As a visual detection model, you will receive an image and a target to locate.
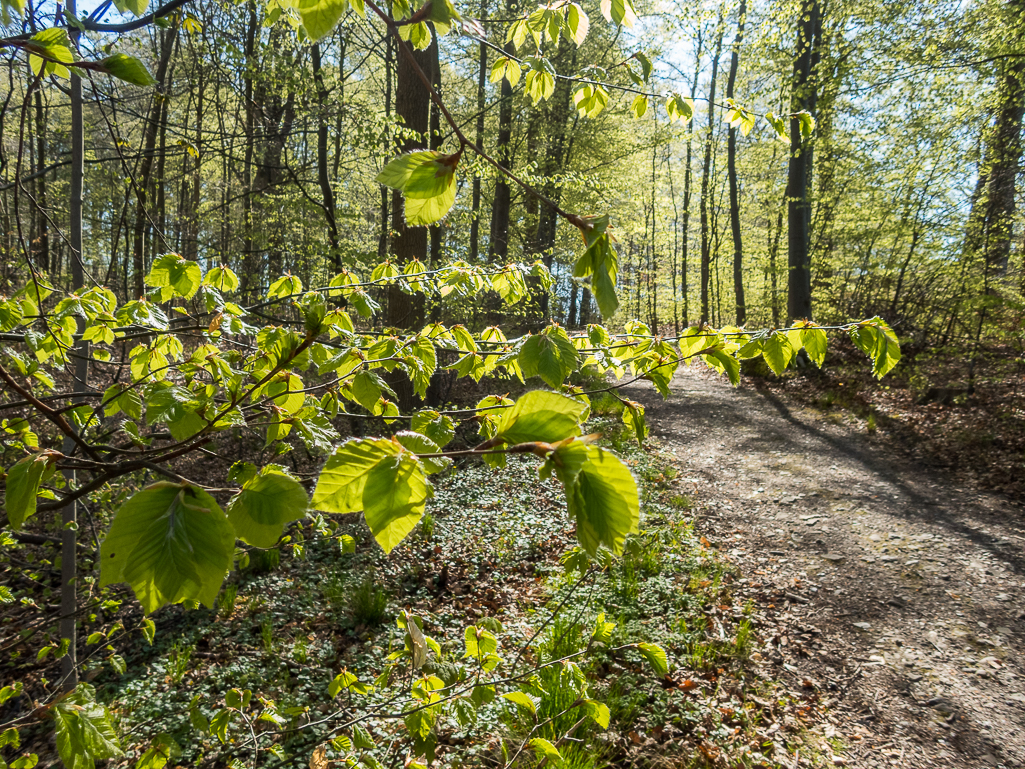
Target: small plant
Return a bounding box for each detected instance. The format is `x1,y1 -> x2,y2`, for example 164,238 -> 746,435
867,412 -> 877,433
291,636 -> 308,664
419,510 -> 435,540
218,584 -> 238,619
734,618 -> 754,658
590,392 -> 625,417
322,573 -> 348,613
348,574 -> 389,627
260,618 -> 275,653
167,640 -> 194,684
668,493 -> 693,511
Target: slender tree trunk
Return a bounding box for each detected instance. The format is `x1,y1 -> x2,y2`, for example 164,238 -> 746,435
726,0 -> 746,324
700,20 -> 724,324
786,0 -> 821,321
469,0 -> 487,262
33,89 -> 48,272
130,25 -> 177,297
680,31 -> 703,327
313,43 -> 341,267
428,37 -> 444,267
184,53 -> 204,262
379,34 -> 393,259
62,0 -> 88,692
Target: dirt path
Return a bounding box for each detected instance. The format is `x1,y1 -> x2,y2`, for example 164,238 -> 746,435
622,367 -> 1025,769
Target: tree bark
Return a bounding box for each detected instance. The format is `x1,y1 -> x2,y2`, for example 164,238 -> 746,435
700,20 -> 724,324
130,25 -> 177,297
726,0 -> 746,325
786,0 -> 821,322
313,42 -> 341,268
469,0 -> 488,262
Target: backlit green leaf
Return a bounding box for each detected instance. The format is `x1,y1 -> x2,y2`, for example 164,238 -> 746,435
99,482 -> 235,613
226,470 -> 308,548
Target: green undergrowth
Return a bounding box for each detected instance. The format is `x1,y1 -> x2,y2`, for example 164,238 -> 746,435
57,421 -> 797,769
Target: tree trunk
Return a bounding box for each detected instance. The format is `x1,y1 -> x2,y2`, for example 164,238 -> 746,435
313,42 -> 341,268
700,20 -> 724,324
62,0 -> 88,692
487,0 -> 516,262
786,0 -> 821,322
130,25 -> 177,297
726,0 -> 746,325
469,0 -> 487,262
963,47 -> 1025,279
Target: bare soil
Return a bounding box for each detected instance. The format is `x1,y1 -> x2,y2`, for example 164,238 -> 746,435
622,366 -> 1025,769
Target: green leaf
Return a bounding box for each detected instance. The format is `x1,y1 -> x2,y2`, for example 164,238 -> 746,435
851,319 -> 901,378
393,431 -> 452,475
801,325 -> 828,367
52,683 -> 123,769
546,440 -> 639,555
583,699 -> 610,729
267,274 -> 302,300
363,453 -> 429,553
565,2 -> 588,45
145,254 -> 201,299
599,0 -> 636,26
410,410 -> 455,448
630,94 -> 648,119
5,452 -> 52,529
298,0 -> 348,40
761,331 -> 795,376
312,438 -> 399,514
226,470 -> 308,548
702,349 -> 741,385
518,327 -> 579,389
622,401 -> 647,445
377,151 -> 458,227
637,642 -> 669,676
500,691 -> 537,716
99,482 -> 235,613
101,53 -> 155,86
202,265 -> 239,293
493,390 -> 585,445
529,738 -> 561,760
351,370 -> 384,412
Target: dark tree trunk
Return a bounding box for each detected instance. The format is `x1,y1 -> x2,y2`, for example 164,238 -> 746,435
726,0 -> 746,325
469,0 -> 487,262
700,21 -> 724,324
487,0 -> 516,262
313,42 -> 341,268
131,25 -> 177,297
786,0 -> 821,322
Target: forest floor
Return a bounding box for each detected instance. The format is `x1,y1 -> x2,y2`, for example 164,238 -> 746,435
622,365 -> 1025,769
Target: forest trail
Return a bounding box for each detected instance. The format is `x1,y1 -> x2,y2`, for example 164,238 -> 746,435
622,367 -> 1025,769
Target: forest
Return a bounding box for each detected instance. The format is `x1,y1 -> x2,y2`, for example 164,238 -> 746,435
0,0 -> 1023,764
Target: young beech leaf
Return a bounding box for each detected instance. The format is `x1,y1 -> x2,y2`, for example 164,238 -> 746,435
544,440 -> 639,555
622,401 -> 647,445
298,0 -> 350,40
226,469 -> 309,549
761,331 -> 795,375
363,453 -> 430,553
530,738 -> 562,761
376,151 -> 459,226
583,699 -> 611,729
312,438 -> 399,514
518,326 -> 579,388
53,684 -> 123,769
5,452 -> 54,529
501,691 -> 537,716
637,642 -> 669,676
102,53 -> 156,86
100,483 -> 235,614
800,324 -> 828,367
492,390 -> 585,445
851,319 -> 901,378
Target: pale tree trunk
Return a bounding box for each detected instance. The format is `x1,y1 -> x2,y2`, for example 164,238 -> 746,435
313,42 -> 341,267
62,0 -> 88,693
